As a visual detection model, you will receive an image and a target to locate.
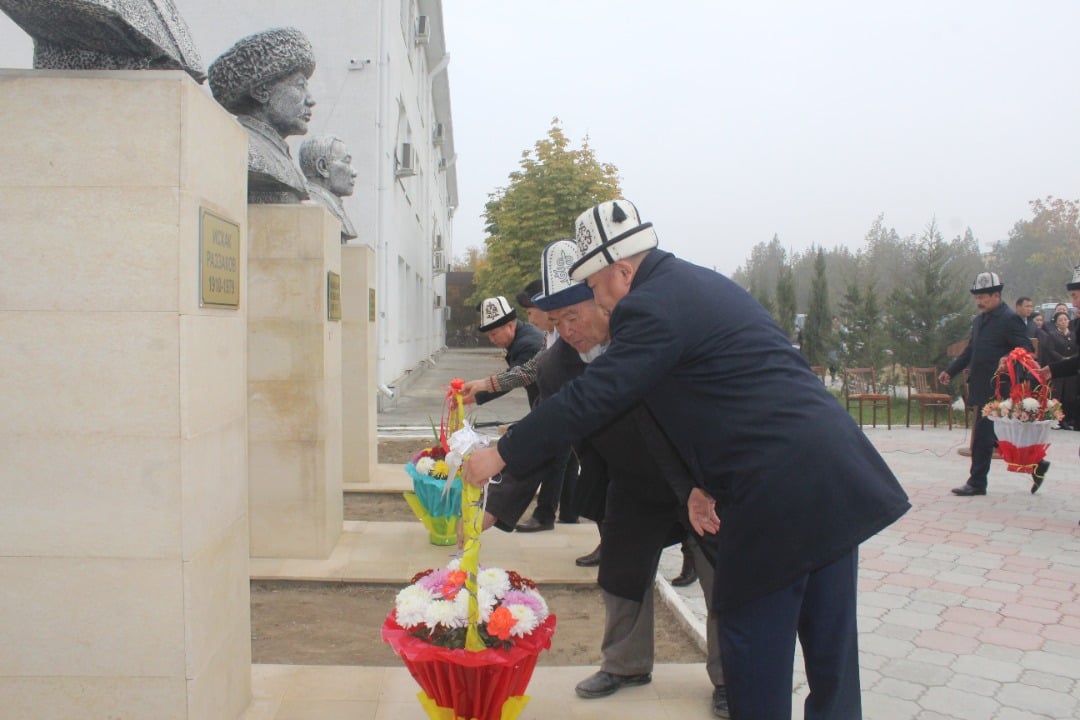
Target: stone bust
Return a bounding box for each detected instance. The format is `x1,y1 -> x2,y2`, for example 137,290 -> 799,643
0,0 -> 205,81
208,28 -> 316,204
300,135 -> 358,242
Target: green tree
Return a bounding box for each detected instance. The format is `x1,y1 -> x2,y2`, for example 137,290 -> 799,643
839,278 -> 885,371
992,196 -> 1080,304
887,220 -> 972,370
801,248 -> 831,365
469,119 -> 621,307
748,275 -> 775,319
775,247 -> 797,340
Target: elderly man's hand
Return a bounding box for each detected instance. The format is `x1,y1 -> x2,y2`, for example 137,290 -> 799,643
1035,365 -> 1052,383
460,379 -> 488,405
688,487 -> 721,536
938,370 -> 951,386
463,447 -> 506,487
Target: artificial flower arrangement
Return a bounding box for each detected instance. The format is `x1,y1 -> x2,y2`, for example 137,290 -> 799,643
982,348 -> 1061,472
391,560 -> 552,649
384,379 -> 556,720
403,411 -> 464,546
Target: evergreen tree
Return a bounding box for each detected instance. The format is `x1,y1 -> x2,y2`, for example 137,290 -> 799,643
801,248 -> 831,365
888,220 -> 972,370
469,118 -> 621,307
775,250 -> 797,341
748,275 -> 775,319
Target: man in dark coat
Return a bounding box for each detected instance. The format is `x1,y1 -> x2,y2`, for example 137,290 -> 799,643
480,239 -> 729,716
464,199 -> 910,719
471,296 -> 544,407
940,273 -> 1038,496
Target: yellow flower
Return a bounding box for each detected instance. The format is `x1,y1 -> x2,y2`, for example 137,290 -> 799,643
431,460 -> 449,479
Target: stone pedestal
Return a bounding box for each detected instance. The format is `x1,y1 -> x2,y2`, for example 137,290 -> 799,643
342,245 -> 378,484
0,70 -> 251,719
247,205 -> 343,558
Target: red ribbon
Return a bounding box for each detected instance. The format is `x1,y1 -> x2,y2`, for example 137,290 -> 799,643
439,378 -> 466,453
996,347 -> 1049,407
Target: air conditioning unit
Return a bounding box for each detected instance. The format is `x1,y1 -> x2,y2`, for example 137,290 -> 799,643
415,15 -> 430,44
395,142 -> 417,178
432,123 -> 444,145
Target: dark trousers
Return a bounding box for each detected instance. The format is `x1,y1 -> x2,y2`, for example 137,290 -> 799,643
718,548 -> 861,720
969,408 -> 996,490
532,447 -> 575,524
558,451 -> 579,522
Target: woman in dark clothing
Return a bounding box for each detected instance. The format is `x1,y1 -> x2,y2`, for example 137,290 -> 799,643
1041,311 -> 1079,428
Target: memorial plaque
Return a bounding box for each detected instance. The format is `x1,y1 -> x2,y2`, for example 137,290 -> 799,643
327,271 -> 342,321
369,288 -> 376,322
199,208 -> 241,308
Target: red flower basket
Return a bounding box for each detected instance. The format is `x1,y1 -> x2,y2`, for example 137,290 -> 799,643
382,613 -> 556,720
988,417 -> 1053,472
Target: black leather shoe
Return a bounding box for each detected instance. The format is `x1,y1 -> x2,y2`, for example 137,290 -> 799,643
574,670 -> 651,698
670,552 -> 697,586
515,517 -> 554,532
1032,460 -> 1050,494
712,685 -> 731,718
951,484 -> 987,496
575,544 -> 601,567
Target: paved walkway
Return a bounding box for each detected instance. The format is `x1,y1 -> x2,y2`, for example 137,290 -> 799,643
246,349 -> 1080,719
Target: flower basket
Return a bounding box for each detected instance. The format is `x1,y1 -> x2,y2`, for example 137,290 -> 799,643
982,348 -> 1062,473
988,417 -> 1054,472
382,613 -> 556,720
385,382 -> 556,718
404,460 -> 463,546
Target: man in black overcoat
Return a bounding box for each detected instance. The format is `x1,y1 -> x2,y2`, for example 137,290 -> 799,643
464,199 -> 910,719
471,296 -> 544,407
480,239 -> 729,716
940,273 -> 1039,496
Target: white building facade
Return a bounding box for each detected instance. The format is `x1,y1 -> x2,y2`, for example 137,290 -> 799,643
0,0 -> 456,395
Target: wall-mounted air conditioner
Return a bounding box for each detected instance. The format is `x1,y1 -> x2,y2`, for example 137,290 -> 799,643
395,142 -> 417,178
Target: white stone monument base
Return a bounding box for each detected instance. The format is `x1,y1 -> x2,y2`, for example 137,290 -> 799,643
343,244 -> 378,484
247,205 -> 343,558
0,70 -> 251,719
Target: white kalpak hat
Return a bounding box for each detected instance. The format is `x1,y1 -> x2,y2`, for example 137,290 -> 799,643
969,271 -> 1003,295
477,296 -> 515,332
1067,265 -> 1080,291
569,199 -> 659,282
532,239 -> 594,312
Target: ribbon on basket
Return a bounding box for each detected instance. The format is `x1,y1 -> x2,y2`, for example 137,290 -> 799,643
441,378 -> 492,652
986,348 -> 1059,473
996,347 -> 1049,406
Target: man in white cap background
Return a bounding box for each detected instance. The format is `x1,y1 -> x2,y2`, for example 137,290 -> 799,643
464,198 -> 910,719
471,296 -> 544,407
478,239 -> 729,717
940,272 -> 1041,496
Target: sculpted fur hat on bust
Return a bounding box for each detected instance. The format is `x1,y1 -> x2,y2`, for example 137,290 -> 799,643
208,28 -> 316,111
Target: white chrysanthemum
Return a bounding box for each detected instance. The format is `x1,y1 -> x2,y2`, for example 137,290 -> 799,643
447,558 -> 461,571
999,399 -> 1013,411
507,606 -> 538,636
477,588 -> 500,621
415,457 -> 435,475
424,596 -> 468,629
395,585 -> 434,628
1021,397 -> 1040,412
478,567 -> 510,598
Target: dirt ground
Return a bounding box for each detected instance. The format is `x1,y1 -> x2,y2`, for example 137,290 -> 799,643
253,438 -> 706,667
251,582 -> 705,667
